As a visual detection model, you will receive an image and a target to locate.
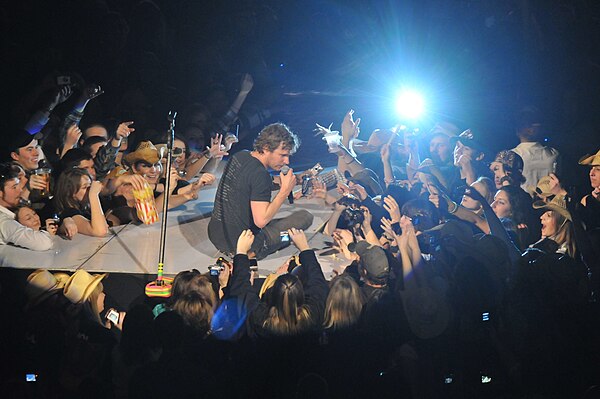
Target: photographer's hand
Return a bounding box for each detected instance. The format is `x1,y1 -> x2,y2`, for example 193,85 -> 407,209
289,228 -> 309,251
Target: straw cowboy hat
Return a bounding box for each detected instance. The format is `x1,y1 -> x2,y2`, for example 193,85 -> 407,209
124,140 -> 159,165
535,175 -> 554,199
63,270 -> 107,304
578,149 -> 600,166
533,195 -> 572,221
25,269 -> 63,308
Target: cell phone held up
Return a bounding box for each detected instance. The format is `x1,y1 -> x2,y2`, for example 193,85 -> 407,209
280,231 -> 290,243
106,308 -> 119,324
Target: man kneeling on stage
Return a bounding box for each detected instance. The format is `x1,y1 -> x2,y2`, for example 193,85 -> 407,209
208,123 -> 313,260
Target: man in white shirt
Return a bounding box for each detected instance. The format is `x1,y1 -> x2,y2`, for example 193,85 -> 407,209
0,164 -> 53,251
511,107 -> 560,195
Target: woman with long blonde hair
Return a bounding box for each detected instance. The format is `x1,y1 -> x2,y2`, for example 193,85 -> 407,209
323,275 -> 365,331
227,228 -> 329,338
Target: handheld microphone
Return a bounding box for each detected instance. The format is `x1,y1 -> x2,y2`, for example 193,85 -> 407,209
280,166 -> 294,204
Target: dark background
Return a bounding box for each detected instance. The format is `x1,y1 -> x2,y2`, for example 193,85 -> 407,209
1,0 -> 600,187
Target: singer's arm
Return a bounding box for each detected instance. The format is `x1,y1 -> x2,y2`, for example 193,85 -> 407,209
251,170 -> 296,228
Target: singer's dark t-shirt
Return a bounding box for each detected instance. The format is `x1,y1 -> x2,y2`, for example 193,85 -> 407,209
208,151 -> 273,253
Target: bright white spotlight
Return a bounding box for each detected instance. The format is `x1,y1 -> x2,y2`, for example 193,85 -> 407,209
395,90 -> 425,119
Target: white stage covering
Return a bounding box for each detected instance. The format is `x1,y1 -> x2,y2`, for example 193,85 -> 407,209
0,176 -> 348,278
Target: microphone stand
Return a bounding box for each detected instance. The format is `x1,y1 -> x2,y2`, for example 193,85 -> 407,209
145,111 -> 177,297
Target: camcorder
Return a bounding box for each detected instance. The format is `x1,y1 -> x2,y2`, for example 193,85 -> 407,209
209,257 -> 228,276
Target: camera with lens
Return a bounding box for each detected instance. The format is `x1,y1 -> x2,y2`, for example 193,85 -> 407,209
209,257 -> 228,276
337,194 -> 365,228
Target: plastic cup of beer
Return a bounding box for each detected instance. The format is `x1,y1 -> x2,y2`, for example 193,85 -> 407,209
32,168 -> 52,198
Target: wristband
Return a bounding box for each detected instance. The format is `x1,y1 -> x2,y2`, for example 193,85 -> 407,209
448,201 -> 459,214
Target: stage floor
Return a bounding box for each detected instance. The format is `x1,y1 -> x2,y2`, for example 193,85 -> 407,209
0,170 -> 349,279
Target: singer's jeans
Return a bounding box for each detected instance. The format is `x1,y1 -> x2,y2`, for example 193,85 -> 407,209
249,209 -> 313,260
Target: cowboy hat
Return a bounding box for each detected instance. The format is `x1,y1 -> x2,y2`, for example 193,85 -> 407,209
63,270 -> 107,304
124,140 -> 159,166
533,195 -> 571,221
535,175 -> 554,199
25,269 -> 61,308
578,149 -> 600,166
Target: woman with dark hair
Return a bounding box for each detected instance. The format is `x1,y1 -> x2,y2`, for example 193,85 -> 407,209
54,168 -> 108,237
490,150 -> 526,189
431,184 -> 536,250
227,228 -> 328,338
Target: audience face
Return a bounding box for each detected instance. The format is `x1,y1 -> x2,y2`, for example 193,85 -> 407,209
84,126 -> 109,140
263,142 -> 291,171
0,178 -> 23,208
491,190 -> 512,219
134,161 -> 162,184
589,166 -> 600,189
11,139 -> 40,171
16,206 -> 41,230
78,159 -> 97,180
461,180 -> 486,211
173,138 -> 187,169
12,164 -> 28,191
89,141 -> 107,158
74,175 -> 92,203
540,210 -> 558,238
453,141 -> 478,167
490,162 -> 507,189
96,290 -> 106,314
429,134 -> 452,165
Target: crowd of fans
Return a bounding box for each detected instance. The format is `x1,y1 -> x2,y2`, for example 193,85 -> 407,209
1,78 -> 600,398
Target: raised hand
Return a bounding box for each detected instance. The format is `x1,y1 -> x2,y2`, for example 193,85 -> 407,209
288,228 -> 309,251
218,260 -> 233,289
341,109 -> 360,141
236,229 -> 255,255
50,85 -> 73,108
168,167 -> 180,191
360,205 -> 372,230
380,217 -> 397,240
89,180 -> 103,197
239,73 -> 254,94
115,121 -> 135,140
309,178 -> 327,200
207,133 -> 229,159
383,195 -> 401,223
348,181 -> 367,201
333,228 -> 358,261
82,84 -> 104,101
44,219 -> 59,235
457,153 -> 472,169
64,123 -> 82,148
